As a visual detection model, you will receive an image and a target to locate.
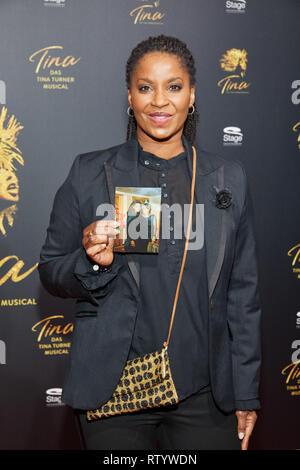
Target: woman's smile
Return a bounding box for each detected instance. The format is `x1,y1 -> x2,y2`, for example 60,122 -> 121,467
147,113 -> 173,125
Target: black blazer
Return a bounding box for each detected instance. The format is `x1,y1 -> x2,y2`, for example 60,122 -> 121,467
38,134 -> 262,412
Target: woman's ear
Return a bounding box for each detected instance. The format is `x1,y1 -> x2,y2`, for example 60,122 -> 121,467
127,88 -> 132,109
189,85 -> 195,108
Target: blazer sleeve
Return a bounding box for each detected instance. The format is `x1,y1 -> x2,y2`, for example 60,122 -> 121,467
38,153 -> 123,306
226,161 -> 262,411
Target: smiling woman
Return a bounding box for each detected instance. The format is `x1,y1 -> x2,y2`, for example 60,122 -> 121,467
39,34 -> 262,451
127,52 -> 195,148
126,38 -> 199,155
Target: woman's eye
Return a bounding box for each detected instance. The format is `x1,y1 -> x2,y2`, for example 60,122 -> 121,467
139,85 -> 151,92
169,84 -> 182,91
138,84 -> 182,92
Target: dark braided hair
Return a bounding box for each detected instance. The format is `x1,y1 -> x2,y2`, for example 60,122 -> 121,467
126,34 -> 199,145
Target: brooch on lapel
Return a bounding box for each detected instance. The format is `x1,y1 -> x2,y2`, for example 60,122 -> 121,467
211,185 -> 233,209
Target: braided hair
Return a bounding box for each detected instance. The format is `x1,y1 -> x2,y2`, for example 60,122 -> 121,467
126,34 -> 199,145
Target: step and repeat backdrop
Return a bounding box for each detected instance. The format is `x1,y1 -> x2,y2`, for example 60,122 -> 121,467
0,0 -> 299,450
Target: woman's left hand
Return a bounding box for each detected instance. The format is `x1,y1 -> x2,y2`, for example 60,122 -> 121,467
235,410 -> 258,450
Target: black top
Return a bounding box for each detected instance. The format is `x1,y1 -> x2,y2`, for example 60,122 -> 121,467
127,137 -> 211,402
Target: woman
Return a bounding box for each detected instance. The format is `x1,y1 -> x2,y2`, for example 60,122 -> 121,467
133,201 -> 158,252
124,200 -> 141,251
38,35 -> 261,450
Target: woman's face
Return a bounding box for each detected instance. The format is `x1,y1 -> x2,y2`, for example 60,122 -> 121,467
134,202 -> 141,213
141,204 -> 150,216
127,52 -> 195,142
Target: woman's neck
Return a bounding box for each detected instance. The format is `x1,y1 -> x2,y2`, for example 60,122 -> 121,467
137,130 -> 185,160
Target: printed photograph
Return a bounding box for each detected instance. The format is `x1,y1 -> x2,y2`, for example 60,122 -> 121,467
114,187 -> 161,253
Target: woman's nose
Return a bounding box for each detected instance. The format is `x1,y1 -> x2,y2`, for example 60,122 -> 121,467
151,89 -> 168,107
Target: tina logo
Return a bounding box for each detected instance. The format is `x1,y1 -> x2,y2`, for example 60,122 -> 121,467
292,122 -> 300,149
287,243 -> 300,279
217,49 -> 251,94
129,0 -> 165,25
281,341 -> 300,396
0,106 -> 24,236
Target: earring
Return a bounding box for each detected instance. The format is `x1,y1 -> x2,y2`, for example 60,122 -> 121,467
127,106 -> 135,117
188,104 -> 195,115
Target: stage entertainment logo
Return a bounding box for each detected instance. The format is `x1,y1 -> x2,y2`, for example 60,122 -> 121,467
225,0 -> 246,14
217,49 -> 251,94
28,45 -> 81,90
44,0 -> 65,7
287,243 -> 300,278
129,0 -> 165,24
223,126 -> 243,146
45,388 -> 65,406
31,315 -> 73,357
292,122 -> 300,150
281,340 -> 300,397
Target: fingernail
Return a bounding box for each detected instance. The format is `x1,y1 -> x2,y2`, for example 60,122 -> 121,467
238,432 -> 244,440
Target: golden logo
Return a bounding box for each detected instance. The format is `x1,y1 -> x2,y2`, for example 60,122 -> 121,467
0,255 -> 38,286
281,361 -> 300,396
292,121 -> 300,149
0,106 -> 24,236
32,314 -> 73,356
287,243 -> 300,278
130,0 -> 165,24
217,48 -> 251,94
28,46 -> 81,90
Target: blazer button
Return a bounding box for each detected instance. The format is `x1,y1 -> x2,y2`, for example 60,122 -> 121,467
210,298 -> 214,309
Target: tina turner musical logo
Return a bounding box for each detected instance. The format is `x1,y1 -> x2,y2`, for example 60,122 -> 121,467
287,243 -> 300,278
28,45 -> 81,91
281,341 -> 300,397
129,0 -> 165,25
217,48 -> 251,94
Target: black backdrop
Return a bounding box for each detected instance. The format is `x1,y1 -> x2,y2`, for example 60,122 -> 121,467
0,0 -> 299,450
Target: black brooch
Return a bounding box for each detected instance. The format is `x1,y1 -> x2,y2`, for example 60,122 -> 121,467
211,186 -> 233,209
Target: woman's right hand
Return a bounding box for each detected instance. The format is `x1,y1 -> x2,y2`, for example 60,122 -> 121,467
82,220 -> 120,266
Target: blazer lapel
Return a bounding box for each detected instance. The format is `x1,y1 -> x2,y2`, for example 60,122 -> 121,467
103,138 -> 141,289
184,135 -> 227,300
103,135 -> 227,300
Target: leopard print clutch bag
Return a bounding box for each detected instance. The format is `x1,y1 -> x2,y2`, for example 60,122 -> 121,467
86,346 -> 179,420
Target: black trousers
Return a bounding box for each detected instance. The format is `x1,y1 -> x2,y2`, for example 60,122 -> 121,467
75,390 -> 241,450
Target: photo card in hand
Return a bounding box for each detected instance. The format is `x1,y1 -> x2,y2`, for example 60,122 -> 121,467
114,187 -> 161,253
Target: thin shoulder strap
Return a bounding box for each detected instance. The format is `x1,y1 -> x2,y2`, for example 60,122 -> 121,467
163,145 -> 197,349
